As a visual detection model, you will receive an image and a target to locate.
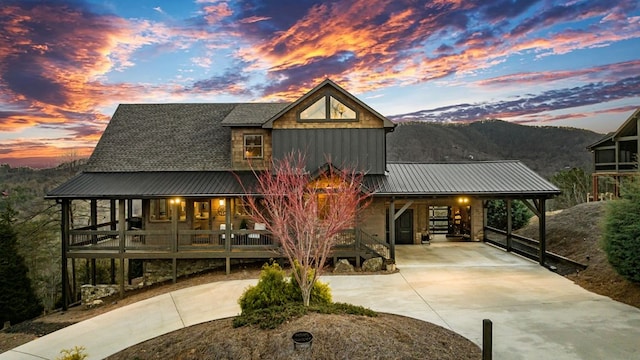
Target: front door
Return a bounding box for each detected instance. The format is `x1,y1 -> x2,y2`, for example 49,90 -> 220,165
395,209 -> 414,244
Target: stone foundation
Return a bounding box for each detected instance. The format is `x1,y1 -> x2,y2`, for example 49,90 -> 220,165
81,284 -> 119,308
143,259 -> 227,285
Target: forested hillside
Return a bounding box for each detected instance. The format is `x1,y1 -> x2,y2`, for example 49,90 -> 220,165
0,161 -> 85,312
387,120 -> 604,177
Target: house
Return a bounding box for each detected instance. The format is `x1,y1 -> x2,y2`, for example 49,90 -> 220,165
47,79 -> 560,308
587,107 -> 640,199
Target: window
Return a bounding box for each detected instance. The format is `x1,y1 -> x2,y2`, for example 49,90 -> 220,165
244,135 -> 263,159
150,199 -> 186,221
299,95 -> 356,121
329,96 -> 356,119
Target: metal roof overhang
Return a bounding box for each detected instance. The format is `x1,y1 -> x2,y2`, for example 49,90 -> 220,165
46,161 -> 561,200
364,162 -> 561,199
45,171 -> 260,199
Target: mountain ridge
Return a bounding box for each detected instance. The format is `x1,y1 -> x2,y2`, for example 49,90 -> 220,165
386,119 -> 604,177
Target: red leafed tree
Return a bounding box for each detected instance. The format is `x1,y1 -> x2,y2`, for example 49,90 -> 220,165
243,152 -> 370,306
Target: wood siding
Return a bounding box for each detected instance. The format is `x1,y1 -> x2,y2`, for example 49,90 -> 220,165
231,128 -> 273,170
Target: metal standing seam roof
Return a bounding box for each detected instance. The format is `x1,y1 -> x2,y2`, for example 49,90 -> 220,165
47,161 -> 559,199
45,171 -> 260,199
368,161 -> 560,197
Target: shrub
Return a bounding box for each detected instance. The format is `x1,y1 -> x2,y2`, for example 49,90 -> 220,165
233,302 -> 377,329
486,199 -> 532,230
238,263 -> 291,312
56,346 -> 88,360
238,262 -> 333,312
602,180 -> 640,283
235,262 -> 364,329
288,262 -> 332,306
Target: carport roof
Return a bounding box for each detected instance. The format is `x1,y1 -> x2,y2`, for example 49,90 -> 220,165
46,161 -> 559,199
367,161 -> 560,197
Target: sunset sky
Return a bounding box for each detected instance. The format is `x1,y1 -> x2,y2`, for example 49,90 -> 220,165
1,0 -> 639,168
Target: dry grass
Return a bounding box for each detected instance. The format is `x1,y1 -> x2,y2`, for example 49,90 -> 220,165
105,313 -> 480,360
516,201 -> 640,308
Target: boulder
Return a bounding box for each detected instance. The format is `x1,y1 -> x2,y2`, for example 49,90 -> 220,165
333,259 -> 355,273
362,257 -> 384,272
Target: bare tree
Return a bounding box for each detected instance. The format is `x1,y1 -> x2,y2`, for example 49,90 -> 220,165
242,152 -> 370,306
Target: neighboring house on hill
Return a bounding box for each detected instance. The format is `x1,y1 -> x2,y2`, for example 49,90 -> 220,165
47,79 -> 560,308
587,107 -> 639,199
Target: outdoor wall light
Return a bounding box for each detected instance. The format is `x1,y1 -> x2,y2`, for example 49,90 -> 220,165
219,199 -> 225,207
169,198 -> 181,205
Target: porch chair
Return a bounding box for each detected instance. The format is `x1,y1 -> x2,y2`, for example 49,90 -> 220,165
248,222 -> 266,244
220,223 -> 234,242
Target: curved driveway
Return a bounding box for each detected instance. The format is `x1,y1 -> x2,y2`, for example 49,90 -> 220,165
2,242 -> 640,359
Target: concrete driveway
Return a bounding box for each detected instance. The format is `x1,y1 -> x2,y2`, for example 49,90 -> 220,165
2,242 -> 640,359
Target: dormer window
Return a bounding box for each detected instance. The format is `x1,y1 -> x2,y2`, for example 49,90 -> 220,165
244,134 -> 263,159
299,95 -> 357,121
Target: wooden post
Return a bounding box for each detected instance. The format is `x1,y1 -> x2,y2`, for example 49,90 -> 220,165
60,199 -> 70,310
110,199 -> 116,230
171,199 -> 179,283
355,229 -> 361,268
538,198 -> 546,266
90,199 -> 97,285
118,199 -> 126,298
225,197 -> 231,275
483,319 -> 493,360
389,198 -> 395,260
506,199 -> 512,252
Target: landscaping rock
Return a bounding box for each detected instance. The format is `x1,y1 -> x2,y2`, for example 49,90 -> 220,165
362,257 -> 383,272
333,259 -> 354,273
81,284 -> 118,308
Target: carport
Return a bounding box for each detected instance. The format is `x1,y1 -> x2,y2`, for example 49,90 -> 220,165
364,161 -> 560,266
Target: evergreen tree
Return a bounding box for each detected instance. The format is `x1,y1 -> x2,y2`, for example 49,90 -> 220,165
486,199 -> 532,231
0,198 -> 43,326
602,179 -> 640,283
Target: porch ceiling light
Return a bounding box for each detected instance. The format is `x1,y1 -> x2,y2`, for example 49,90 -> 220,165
169,198 -> 181,204
457,196 -> 470,204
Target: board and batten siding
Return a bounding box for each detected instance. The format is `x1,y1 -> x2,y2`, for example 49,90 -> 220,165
272,128 -> 386,174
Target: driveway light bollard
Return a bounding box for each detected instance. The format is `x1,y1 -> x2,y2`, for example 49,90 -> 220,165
483,319 -> 492,360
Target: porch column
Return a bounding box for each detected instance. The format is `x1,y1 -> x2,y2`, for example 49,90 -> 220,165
118,199 -> 126,298
60,199 -> 70,310
90,199 -> 97,285
110,199 -> 117,284
225,197 -> 231,275
506,199 -> 513,252
110,200 -> 116,230
170,199 -> 179,283
538,198 -> 547,266
389,197 -> 395,260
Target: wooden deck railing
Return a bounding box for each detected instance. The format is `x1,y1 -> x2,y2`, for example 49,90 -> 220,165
67,222 -> 389,260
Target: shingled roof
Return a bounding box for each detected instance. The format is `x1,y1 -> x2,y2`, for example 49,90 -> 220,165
220,103 -> 290,126
86,103 -> 237,172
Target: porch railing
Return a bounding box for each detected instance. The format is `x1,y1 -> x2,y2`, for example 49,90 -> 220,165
358,229 -> 390,259
68,223 -> 277,253
334,229 -> 391,260
68,222 -> 390,260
